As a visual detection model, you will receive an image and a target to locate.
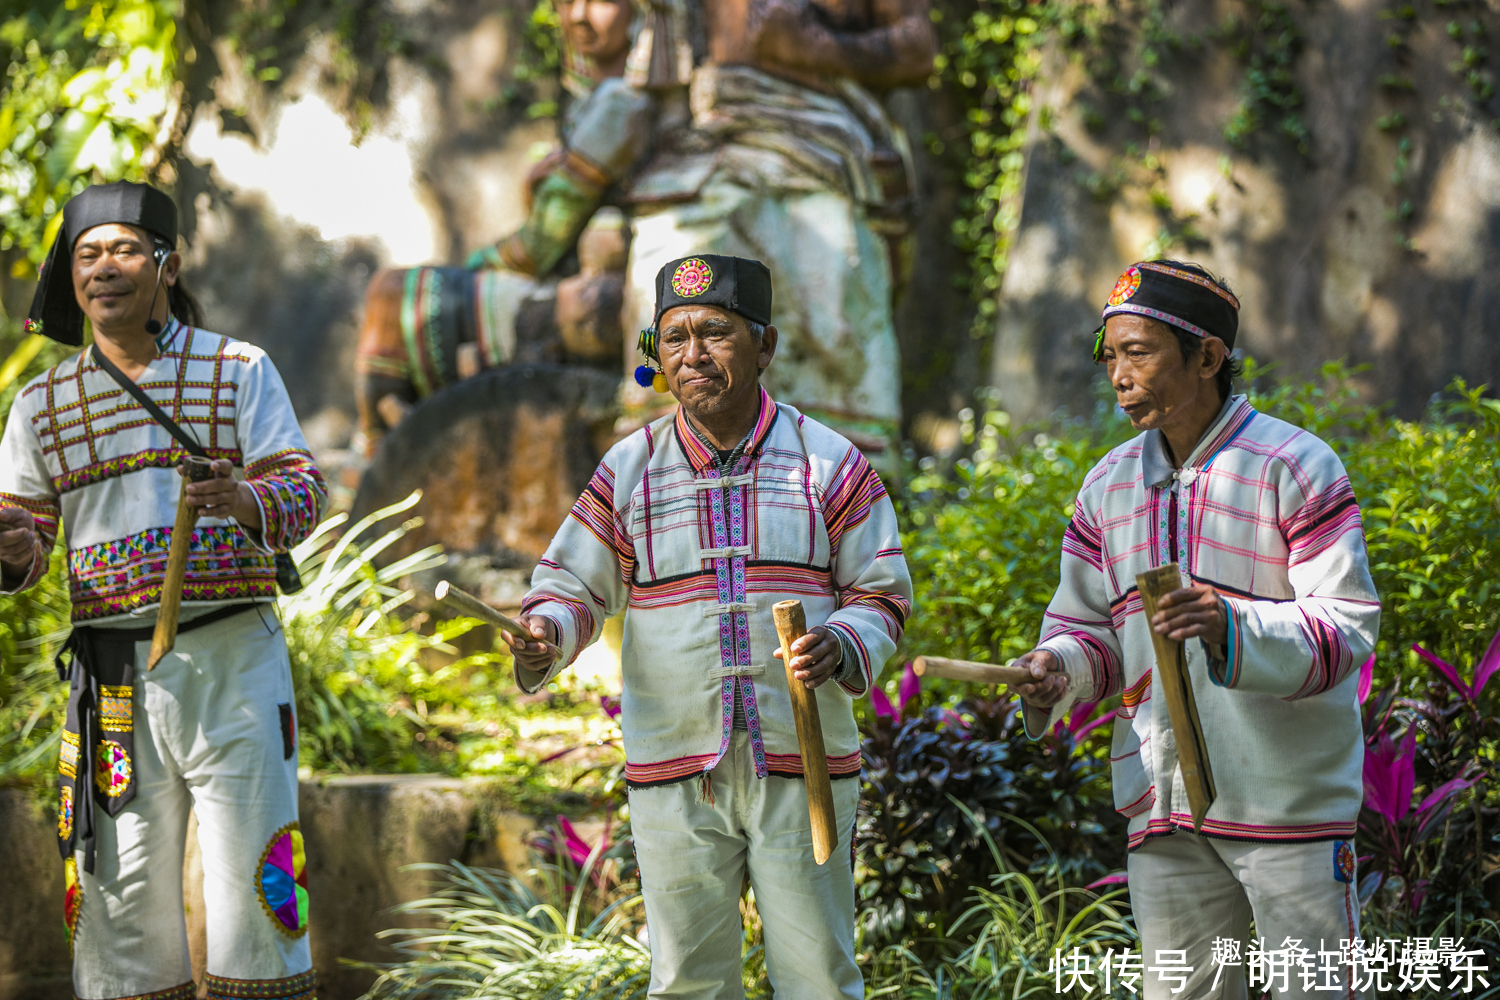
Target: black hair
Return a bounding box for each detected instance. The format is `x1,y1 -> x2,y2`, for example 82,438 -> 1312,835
152,236 -> 205,329
167,278 -> 205,329
1165,324 -> 1243,402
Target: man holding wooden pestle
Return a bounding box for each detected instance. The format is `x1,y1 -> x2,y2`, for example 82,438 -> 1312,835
509,254 -> 912,998
0,183 -> 324,1000
1011,261 -> 1380,1000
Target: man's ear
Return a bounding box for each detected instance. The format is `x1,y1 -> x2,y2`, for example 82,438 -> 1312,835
162,251 -> 182,288
1201,336 -> 1227,379
758,324 -> 778,371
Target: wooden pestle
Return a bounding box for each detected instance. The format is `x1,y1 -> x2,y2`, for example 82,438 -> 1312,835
149,456 -> 216,669
773,600 -> 838,865
434,580 -> 560,660
912,655 -> 1042,687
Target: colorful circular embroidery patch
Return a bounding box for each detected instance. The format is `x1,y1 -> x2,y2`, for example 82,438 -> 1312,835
1333,840 -> 1356,883
1107,265 -> 1142,306
58,785 -> 74,841
671,258 -> 714,298
63,856 -> 81,950
94,741 -> 131,797
257,821 -> 310,937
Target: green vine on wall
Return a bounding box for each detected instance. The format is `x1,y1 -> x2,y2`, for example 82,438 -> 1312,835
929,0 -> 1050,318
1217,0 -> 1310,154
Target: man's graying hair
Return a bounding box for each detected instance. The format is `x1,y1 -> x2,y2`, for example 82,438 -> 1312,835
1155,260 -> 1244,402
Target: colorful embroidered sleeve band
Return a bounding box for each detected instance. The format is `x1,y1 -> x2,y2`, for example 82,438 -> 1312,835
1029,395 -> 1380,850
523,390 -> 913,788
0,320 -> 326,623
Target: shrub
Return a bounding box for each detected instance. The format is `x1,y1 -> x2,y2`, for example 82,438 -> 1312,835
856,673 -> 1126,953
1358,638 -> 1499,945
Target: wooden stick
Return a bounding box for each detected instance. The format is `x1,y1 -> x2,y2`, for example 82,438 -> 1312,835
913,655 -> 1040,686
773,600 -> 838,866
434,580 -> 559,658
1136,563 -> 1217,832
149,457 -> 216,670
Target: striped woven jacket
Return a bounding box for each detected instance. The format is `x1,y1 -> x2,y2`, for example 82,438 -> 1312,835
522,388 -> 913,788
0,319 -> 325,623
1031,395 -> 1380,849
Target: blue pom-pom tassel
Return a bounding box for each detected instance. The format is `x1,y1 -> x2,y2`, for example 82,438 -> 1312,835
634,365 -> 656,388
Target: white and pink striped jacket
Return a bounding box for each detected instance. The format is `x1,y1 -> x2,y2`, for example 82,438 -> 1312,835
522,388 -> 912,789
1032,395 -> 1380,849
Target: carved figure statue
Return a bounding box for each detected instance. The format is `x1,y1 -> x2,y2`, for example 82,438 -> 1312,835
353,0 -> 654,456
618,0 -> 936,469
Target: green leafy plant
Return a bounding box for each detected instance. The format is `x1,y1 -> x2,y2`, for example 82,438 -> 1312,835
0,0 -> 180,270
360,860 -> 651,1000
857,675 -> 1125,953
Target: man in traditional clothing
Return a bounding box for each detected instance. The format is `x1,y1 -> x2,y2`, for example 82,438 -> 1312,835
1013,260 -> 1381,1000
507,254 -> 912,998
0,182 -> 324,1000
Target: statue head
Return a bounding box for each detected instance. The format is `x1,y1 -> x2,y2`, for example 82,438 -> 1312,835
561,0 -> 635,83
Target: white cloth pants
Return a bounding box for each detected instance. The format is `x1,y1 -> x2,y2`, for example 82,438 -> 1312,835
70,608 -> 314,1000
629,732 -> 862,1000
1127,832 -> 1361,1000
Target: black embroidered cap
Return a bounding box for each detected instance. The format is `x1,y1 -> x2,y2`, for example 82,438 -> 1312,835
25,181 -> 179,346
1093,260 -> 1240,361
652,255 -> 772,336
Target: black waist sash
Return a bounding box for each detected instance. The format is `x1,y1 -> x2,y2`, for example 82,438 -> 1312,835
56,603 -> 260,871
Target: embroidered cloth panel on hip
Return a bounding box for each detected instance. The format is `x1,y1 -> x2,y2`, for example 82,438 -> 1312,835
1031,395 -> 1381,849
0,319 -> 326,623
523,388 -> 912,788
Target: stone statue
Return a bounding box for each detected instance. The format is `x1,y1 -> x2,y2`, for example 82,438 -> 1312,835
617,0 -> 936,470
353,0 -> 652,456
352,0 -> 934,472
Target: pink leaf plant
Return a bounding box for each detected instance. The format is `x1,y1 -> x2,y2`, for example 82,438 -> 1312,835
1362,727 -> 1417,825
1053,699 -> 1119,742
872,661 -> 921,722
1411,627 -> 1500,704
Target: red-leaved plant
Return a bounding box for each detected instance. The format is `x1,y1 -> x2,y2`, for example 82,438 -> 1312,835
1358,632 -> 1499,938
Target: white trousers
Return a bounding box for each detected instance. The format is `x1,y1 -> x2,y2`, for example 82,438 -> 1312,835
1127,832 -> 1361,1000
70,608 -> 314,1000
629,732 -> 863,1000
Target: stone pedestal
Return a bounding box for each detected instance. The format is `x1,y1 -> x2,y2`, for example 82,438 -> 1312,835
0,778 -> 537,1000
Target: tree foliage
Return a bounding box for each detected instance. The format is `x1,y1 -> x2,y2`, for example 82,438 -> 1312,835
0,0 -> 180,271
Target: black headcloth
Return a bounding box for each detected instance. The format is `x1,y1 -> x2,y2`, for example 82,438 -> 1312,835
1093,260 -> 1240,361
25,181 -> 178,346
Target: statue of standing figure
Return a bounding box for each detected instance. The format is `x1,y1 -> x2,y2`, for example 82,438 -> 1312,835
352,0 -> 934,472
619,0 -> 935,470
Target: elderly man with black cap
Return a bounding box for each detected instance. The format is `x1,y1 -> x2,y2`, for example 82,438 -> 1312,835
0,182 -> 323,999
508,254 -> 912,997
1012,260 -> 1381,999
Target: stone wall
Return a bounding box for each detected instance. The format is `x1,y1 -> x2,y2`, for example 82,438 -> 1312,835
0,779 -> 538,1000
991,0 -> 1500,422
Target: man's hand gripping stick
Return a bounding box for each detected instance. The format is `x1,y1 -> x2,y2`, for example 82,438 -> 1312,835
149,456 -> 215,670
